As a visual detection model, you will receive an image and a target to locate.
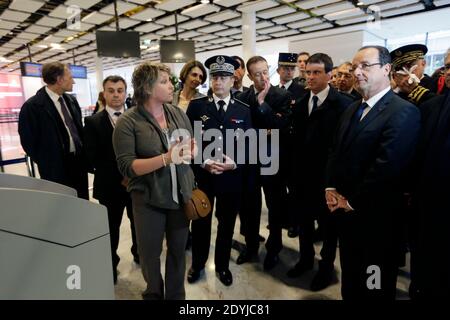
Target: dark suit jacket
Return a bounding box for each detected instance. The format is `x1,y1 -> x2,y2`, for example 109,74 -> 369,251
186,96 -> 252,194
293,86 -> 352,206
413,92 -> 450,295
236,85 -> 292,129
18,86 -> 85,185
326,90 -> 420,239
286,81 -> 307,101
83,109 -> 128,201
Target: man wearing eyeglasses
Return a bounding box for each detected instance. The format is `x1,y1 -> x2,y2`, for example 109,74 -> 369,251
336,62 -> 362,101
325,46 -> 421,300
411,48 -> 450,299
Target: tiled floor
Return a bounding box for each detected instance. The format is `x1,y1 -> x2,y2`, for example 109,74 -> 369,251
1,122 -> 411,300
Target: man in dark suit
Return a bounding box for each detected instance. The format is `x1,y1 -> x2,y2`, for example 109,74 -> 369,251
276,52 -> 308,238
412,54 -> 450,299
336,62 -> 362,101
83,75 -> 139,284
230,55 -> 249,97
186,55 -> 252,286
325,46 -> 420,300
235,56 -> 292,270
19,62 -> 88,199
289,53 -> 353,291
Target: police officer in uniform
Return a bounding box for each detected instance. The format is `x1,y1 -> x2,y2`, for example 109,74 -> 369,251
186,55 -> 252,286
390,44 -> 435,106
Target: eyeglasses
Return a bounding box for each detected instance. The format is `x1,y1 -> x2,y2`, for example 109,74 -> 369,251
444,63 -> 450,71
350,62 -> 382,72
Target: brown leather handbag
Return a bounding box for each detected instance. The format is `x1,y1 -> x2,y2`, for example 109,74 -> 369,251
184,188 -> 211,220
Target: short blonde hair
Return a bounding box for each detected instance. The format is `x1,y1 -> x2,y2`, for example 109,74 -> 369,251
132,61 -> 170,106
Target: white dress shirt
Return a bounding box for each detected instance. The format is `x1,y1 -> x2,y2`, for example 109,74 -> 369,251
360,85 -> 391,120
308,85 -> 330,115
212,93 -> 231,112
105,105 -> 125,126
45,86 -> 75,153
279,79 -> 293,90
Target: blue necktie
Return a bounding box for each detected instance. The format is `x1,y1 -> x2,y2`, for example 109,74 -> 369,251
344,102 -> 369,142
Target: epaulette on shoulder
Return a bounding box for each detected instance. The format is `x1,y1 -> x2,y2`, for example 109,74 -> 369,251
233,98 -> 250,108
408,85 -> 429,104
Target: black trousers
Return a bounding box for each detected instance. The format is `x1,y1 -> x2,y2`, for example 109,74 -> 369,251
297,205 -> 338,269
337,213 -> 399,300
191,191 -> 241,271
99,192 -> 138,271
64,152 -> 89,200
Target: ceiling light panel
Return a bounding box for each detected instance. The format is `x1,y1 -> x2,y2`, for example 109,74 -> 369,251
178,20 -> 210,29
198,24 -> 227,33
156,15 -> 189,26
66,38 -> 89,45
73,22 -> 94,32
215,28 -> 241,36
214,0 -> 249,7
356,0 -> 385,4
134,22 -> 163,33
336,15 -> 371,25
257,5 -> 296,19
155,0 -> 196,11
8,37 -> 30,45
238,0 -> 278,12
54,29 -> 79,38
156,27 -> 182,36
205,10 -> 240,22
130,8 -> 165,21
296,0 -> 340,10
226,40 -> 242,46
0,9 -> 30,22
195,42 -> 209,48
177,31 -> 201,39
128,0 -> 152,4
324,7 -> 363,20
64,0 -> 102,9
301,22 -> 333,32
9,0 -> 44,13
434,0 -> 450,6
224,18 -> 242,27
208,37 -> 233,44
375,0 -> 420,11
82,12 -> 113,25
194,34 -> 218,41
204,44 -> 223,50
380,3 -> 424,17
311,2 -> 355,15
230,33 -> 242,39
49,5 -> 74,19
256,35 -> 271,41
287,18 -> 323,28
258,25 -> 288,34
0,20 -> 19,30
2,42 -> 22,49
256,21 -> 274,29
100,1 -> 137,15
181,4 -> 220,18
43,35 -> 65,43
271,29 -> 299,37
272,12 -> 310,24
36,16 -> 65,27
111,18 -> 141,29
25,25 -> 51,34
98,25 -> 115,31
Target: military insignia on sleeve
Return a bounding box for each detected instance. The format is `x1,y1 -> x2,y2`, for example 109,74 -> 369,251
200,115 -> 210,122
231,118 -> 244,124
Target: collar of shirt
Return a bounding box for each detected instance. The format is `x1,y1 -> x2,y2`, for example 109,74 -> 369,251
309,85 -> 330,109
106,105 -> 125,121
279,79 -> 293,90
213,93 -> 231,112
363,86 -> 391,109
45,86 -> 62,105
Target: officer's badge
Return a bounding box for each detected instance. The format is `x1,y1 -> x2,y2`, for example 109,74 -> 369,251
216,56 -> 225,65
200,115 -> 210,122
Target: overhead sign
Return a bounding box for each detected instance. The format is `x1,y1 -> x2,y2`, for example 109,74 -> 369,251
20,62 -> 87,79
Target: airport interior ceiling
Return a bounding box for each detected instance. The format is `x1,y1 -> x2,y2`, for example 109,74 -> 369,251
0,0 -> 449,73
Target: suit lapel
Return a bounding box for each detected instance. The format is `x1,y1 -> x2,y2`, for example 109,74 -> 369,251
100,109 -> 114,136
206,97 -> 221,122
343,91 -> 392,149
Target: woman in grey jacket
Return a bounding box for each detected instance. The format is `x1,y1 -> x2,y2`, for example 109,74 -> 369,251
113,62 -> 197,300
